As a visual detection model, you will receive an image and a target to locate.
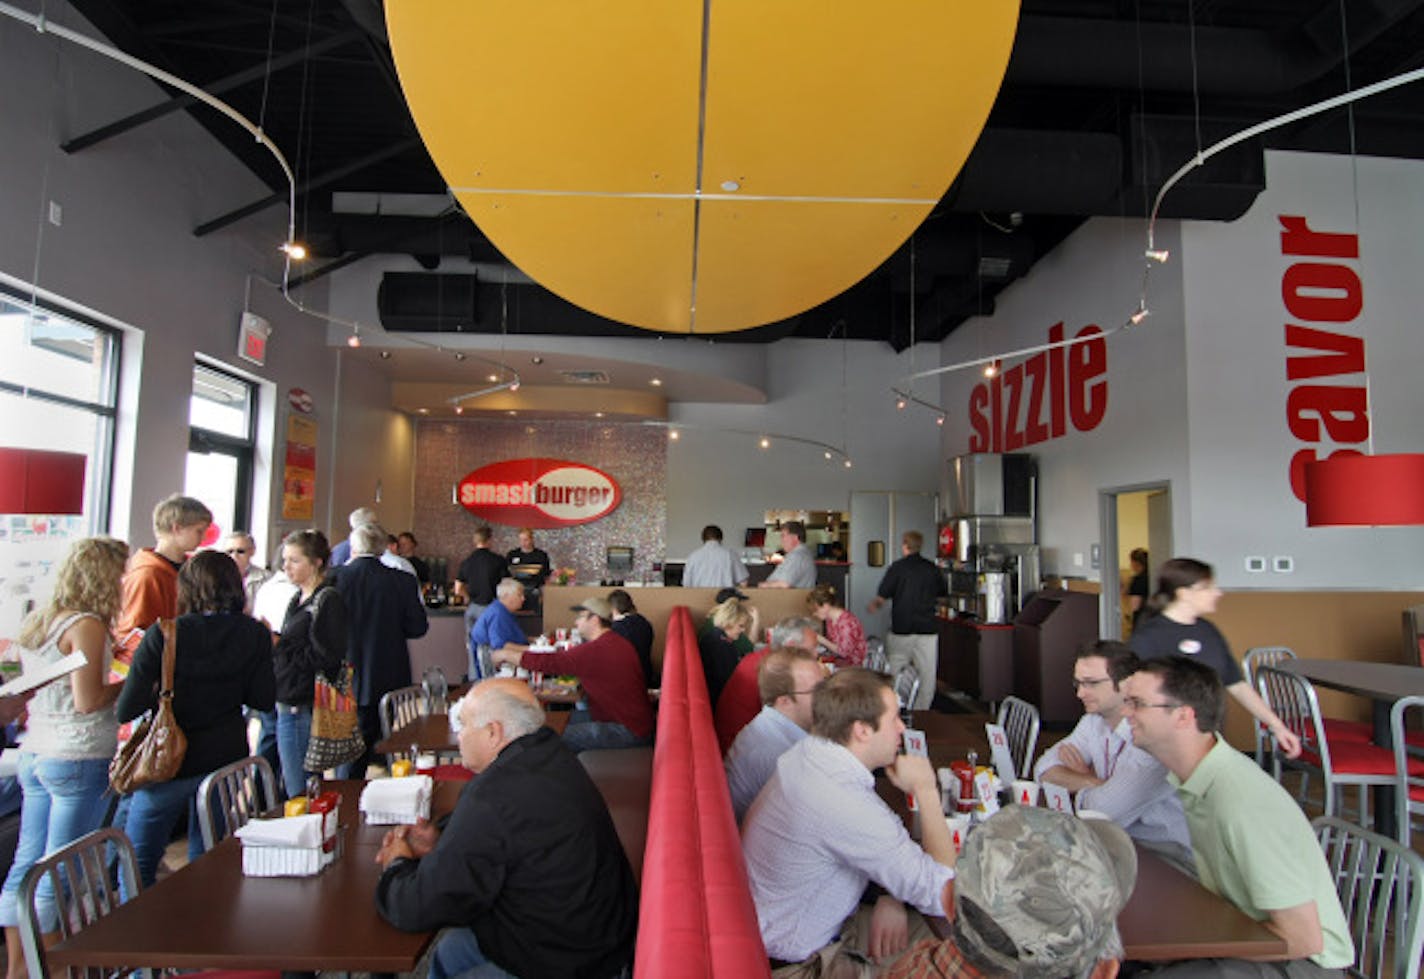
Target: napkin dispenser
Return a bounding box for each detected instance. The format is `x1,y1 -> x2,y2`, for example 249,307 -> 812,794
360,774 -> 433,825
236,801 -> 340,877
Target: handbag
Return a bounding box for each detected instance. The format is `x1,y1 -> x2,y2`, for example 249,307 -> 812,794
303,661 -> 365,772
110,619 -> 187,793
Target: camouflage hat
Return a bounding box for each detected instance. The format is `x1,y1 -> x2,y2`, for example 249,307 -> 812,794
953,807 -> 1137,979
570,596 -> 613,621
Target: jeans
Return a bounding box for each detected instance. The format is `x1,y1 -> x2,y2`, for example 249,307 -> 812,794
255,707 -> 283,798
560,710 -> 651,754
0,753 -> 111,930
123,772 -> 207,890
276,704 -> 314,799
429,927 -> 517,979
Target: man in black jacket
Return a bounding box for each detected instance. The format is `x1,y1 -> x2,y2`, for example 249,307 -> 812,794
375,679 -> 637,979
330,522 -> 429,775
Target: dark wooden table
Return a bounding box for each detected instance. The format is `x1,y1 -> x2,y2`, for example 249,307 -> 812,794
895,711 -> 1286,962
374,708 -> 570,756
1281,658 -> 1424,837
47,779 -> 464,973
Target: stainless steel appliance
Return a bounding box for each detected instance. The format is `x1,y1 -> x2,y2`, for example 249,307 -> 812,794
942,453 -> 1040,621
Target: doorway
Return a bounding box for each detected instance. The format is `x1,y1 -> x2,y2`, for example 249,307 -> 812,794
1098,484 -> 1172,640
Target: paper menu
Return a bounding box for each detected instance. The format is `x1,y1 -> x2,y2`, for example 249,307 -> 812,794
0,651 -> 86,699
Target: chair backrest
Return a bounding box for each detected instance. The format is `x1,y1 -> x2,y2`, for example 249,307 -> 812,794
1314,815 -> 1424,979
18,827 -> 142,979
1404,605 -> 1424,668
476,643 -> 496,681
864,637 -> 888,673
996,695 -> 1040,779
1256,665 -> 1329,768
197,755 -> 279,850
380,684 -> 428,761
1242,646 -> 1297,688
891,663 -> 920,712
422,665 -> 449,714
1391,695 -> 1424,849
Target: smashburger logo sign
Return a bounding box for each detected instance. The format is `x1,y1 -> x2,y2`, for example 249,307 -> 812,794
457,458 -> 621,529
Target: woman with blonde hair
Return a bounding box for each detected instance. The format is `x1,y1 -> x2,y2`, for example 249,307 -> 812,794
699,597 -> 752,707
807,584 -> 867,666
0,537 -> 128,979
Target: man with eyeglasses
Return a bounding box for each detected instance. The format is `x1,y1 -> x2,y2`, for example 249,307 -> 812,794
221,531 -> 270,613
725,647 -> 824,821
1034,640 -> 1192,867
1121,657 -> 1352,978
493,597 -> 653,753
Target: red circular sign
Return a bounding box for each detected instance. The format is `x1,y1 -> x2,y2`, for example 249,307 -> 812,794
287,388 -> 314,414
457,458 -> 622,529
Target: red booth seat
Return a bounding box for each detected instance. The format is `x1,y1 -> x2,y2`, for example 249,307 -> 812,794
635,607 -> 769,979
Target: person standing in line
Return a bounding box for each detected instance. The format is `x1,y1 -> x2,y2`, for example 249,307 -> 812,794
271,530 -> 349,799
330,524 -> 429,776
117,550 -> 275,887
221,530 -> 270,613
867,531 -> 947,711
759,520 -> 817,589
328,506 -> 376,569
0,537 -> 128,979
453,526 -> 508,661
112,494 -> 212,671
682,525 -> 750,589
1129,557 -> 1301,760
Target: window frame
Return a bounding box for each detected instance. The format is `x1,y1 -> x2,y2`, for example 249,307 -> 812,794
187,360 -> 258,534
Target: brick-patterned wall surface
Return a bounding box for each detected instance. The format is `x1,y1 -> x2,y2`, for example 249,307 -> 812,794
411,419 -> 668,587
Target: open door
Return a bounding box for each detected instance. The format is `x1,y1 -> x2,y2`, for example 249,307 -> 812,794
1101,484 -> 1172,639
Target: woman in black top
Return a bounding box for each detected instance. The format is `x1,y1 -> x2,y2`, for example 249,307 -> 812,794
699,597 -> 752,707
117,550 -> 276,887
272,529 -> 349,798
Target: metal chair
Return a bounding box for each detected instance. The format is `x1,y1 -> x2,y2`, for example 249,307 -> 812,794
1314,816 -> 1424,979
1244,646 -> 1297,766
197,755 -> 278,850
475,643 -> 496,681
996,696 -> 1040,781
891,663 -> 920,714
864,637 -> 888,673
379,683 -> 428,765
18,827 -> 137,979
1391,696 -> 1424,849
18,827 -> 280,979
1258,666 -> 1397,827
422,664 -> 449,714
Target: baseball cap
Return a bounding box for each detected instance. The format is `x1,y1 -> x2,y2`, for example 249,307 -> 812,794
714,587 -> 749,603
570,596 -> 613,620
953,807 -> 1137,978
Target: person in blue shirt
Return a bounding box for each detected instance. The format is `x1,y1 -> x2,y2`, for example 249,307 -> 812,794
469,579 -> 530,679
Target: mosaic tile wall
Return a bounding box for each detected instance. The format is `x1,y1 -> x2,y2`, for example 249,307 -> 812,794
411,419 -> 668,587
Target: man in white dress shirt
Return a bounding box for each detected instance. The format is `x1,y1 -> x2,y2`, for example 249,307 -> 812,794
725,648 -> 822,820
742,668 -> 956,976
1034,640 -> 1193,868
681,525 -> 750,589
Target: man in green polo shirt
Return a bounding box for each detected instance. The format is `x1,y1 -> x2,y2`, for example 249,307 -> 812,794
1121,656 -> 1352,978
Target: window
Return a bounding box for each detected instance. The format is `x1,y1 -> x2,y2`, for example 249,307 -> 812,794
0,290 -> 120,639
184,363 -> 256,540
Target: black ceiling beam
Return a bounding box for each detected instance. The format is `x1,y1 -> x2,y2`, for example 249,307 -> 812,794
61,29 -> 363,154
284,250 -> 374,291
193,136 -> 421,236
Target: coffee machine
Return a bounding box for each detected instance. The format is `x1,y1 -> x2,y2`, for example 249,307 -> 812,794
942,453 -> 1040,623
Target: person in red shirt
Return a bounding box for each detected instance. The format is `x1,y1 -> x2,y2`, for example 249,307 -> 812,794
494,597 -> 653,752
713,616 -> 821,753
111,494 -> 211,672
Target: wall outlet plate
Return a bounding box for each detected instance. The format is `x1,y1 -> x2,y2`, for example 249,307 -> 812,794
1272,555 -> 1294,573
1245,556 -> 1267,573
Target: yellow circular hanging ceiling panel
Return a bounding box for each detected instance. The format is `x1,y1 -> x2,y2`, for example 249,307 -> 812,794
386,1 -> 1020,333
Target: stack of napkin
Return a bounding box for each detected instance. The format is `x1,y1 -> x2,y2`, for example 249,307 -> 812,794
360,774 -> 433,825
236,815 -> 332,876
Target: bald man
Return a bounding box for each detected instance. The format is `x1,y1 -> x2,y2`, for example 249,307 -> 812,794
375,679 -> 637,979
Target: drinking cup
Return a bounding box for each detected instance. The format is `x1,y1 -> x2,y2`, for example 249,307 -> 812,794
1011,779 -> 1040,806
945,814 -> 972,852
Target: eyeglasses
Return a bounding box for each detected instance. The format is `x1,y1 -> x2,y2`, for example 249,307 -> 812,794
1122,697 -> 1182,711
1071,676 -> 1112,690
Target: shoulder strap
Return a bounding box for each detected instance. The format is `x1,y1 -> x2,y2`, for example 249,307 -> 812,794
157,619 -> 178,698
44,611 -> 99,646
